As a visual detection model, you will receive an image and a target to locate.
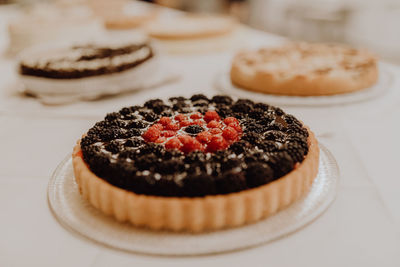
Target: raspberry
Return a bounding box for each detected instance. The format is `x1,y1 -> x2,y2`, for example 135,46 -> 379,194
142,127 -> 161,142
191,119 -> 204,126
155,137 -> 166,143
190,112 -> 202,119
222,126 -> 238,141
151,123 -> 164,131
159,117 -> 171,126
207,135 -> 228,152
196,131 -> 212,143
162,130 -> 176,137
179,120 -> 191,127
187,139 -> 204,153
165,122 -> 180,131
207,120 -> 222,129
165,137 -> 182,150
223,117 -> 238,125
174,114 -> 187,122
204,110 -> 220,122
209,128 -> 222,135
227,122 -> 242,133
178,135 -> 193,144
178,135 -> 204,153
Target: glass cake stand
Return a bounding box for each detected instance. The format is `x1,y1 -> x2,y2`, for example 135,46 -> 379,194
215,63 -> 393,107
48,144 -> 339,256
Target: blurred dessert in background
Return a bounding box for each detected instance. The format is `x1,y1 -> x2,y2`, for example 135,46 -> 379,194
18,36 -> 159,103
7,3 -> 104,56
88,0 -> 159,30
230,42 -> 378,96
144,14 -> 239,53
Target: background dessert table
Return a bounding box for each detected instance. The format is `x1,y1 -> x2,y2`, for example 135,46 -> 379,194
0,4 -> 399,267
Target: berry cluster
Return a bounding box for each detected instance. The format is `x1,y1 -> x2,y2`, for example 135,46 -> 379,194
80,94 -> 309,197
142,110 -> 242,153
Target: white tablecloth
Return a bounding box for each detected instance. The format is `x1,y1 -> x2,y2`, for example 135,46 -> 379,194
0,5 -> 399,267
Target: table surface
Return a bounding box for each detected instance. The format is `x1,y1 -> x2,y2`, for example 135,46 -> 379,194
0,4 -> 399,267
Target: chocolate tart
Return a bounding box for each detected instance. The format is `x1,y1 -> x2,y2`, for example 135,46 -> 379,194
72,95 -> 319,232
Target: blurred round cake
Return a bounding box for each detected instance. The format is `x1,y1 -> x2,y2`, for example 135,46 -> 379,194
7,4 -> 104,56
230,42 -> 378,96
144,15 -> 238,53
88,0 -> 159,30
18,37 -> 157,98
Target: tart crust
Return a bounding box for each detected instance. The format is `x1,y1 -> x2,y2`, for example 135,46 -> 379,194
72,129 -> 319,232
230,43 -> 378,96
